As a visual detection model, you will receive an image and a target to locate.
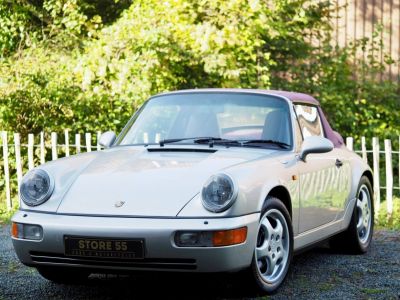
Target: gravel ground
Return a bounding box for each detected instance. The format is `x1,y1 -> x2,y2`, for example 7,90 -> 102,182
0,225 -> 399,300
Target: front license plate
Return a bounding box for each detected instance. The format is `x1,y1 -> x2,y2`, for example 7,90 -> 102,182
64,236 -> 145,259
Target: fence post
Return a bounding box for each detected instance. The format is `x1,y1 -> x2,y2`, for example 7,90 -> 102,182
155,133 -> 161,143
14,133 -> 23,201
65,130 -> 70,157
51,132 -> 58,160
75,133 -> 81,153
97,131 -> 102,151
28,134 -> 34,170
361,136 -> 367,162
2,131 -> 12,211
40,132 -> 45,164
384,139 -> 393,216
346,137 -> 353,151
85,133 -> 92,152
372,137 -> 380,215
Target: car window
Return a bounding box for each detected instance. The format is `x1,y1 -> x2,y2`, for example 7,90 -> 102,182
128,105 -> 181,143
217,105 -> 276,141
117,93 -> 293,149
294,104 -> 324,138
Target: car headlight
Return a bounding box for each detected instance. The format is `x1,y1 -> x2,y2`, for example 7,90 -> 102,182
201,174 -> 238,213
20,169 -> 54,206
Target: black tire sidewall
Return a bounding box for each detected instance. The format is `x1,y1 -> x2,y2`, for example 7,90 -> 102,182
250,196 -> 293,294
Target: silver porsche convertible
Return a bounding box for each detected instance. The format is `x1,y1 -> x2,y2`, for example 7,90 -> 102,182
11,89 -> 373,294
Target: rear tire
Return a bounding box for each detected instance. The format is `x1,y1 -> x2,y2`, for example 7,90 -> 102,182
37,266 -> 90,284
330,176 -> 374,253
245,196 -> 293,294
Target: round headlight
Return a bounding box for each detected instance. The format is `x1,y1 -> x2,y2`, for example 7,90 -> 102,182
201,174 -> 238,213
20,169 -> 54,206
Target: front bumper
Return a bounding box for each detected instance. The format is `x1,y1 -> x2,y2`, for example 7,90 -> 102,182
11,211 -> 259,273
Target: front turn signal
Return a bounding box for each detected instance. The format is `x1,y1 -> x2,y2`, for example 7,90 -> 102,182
11,222 -> 19,238
212,227 -> 247,247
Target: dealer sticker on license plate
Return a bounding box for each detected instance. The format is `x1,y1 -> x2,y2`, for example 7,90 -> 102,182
64,236 -> 144,259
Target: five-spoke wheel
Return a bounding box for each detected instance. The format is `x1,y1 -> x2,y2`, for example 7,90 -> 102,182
249,196 -> 293,294
255,209 -> 290,284
356,184 -> 372,245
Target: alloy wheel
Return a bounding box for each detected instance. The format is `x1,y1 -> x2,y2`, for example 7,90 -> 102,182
356,184 -> 372,244
255,209 -> 290,284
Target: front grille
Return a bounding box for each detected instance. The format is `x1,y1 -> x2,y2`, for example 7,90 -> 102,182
30,251 -> 197,270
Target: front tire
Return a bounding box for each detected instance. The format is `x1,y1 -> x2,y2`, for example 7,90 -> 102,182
330,176 -> 374,253
248,196 -> 293,294
37,266 -> 90,284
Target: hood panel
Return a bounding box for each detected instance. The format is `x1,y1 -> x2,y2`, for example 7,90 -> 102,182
57,147 -> 271,216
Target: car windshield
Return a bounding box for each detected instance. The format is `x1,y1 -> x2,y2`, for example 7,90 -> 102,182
116,92 -> 293,149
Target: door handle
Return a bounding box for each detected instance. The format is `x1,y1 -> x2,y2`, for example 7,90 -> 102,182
335,159 -> 343,168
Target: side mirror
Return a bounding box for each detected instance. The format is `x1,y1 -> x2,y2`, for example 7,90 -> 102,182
99,131 -> 116,148
300,136 -> 334,161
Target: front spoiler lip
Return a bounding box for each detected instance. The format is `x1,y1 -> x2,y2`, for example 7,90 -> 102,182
11,210 -> 260,273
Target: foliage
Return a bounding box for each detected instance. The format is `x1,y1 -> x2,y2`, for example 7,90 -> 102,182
273,28 -> 400,140
0,46 -> 132,135
0,0 -> 398,138
376,199 -> 400,231
0,201 -> 17,224
0,0 -> 40,57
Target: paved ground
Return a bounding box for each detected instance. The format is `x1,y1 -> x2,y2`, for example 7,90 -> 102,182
0,225 -> 399,299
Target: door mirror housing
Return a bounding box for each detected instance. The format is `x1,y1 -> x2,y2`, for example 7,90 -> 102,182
300,136 -> 334,161
99,131 -> 116,148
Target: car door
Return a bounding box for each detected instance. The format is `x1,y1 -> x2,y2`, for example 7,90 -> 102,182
327,146 -> 352,220
294,104 -> 342,233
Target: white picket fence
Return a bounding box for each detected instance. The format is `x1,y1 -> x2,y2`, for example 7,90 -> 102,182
345,137 -> 399,216
0,132 -> 399,216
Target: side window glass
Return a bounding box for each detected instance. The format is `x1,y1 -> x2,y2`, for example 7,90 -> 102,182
295,105 -> 324,138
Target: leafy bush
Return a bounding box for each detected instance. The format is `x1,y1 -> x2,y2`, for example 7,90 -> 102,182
0,0 -> 398,138
376,199 -> 400,231
0,1 -> 40,57
0,0 -> 328,135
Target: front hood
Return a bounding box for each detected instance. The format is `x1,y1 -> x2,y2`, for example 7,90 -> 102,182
57,146 -> 274,216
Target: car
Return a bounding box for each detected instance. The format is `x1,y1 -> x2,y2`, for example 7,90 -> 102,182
11,89 -> 374,294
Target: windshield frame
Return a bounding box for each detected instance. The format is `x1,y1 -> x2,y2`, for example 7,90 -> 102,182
114,91 -> 295,151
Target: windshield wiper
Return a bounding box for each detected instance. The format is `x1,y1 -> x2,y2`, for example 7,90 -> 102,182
159,137 -> 224,147
194,137 -> 241,148
240,139 -> 291,149
159,137 -> 289,149
159,137 -> 240,148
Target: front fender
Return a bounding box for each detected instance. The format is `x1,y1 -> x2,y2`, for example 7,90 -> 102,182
18,152 -> 100,213
178,154 -> 299,225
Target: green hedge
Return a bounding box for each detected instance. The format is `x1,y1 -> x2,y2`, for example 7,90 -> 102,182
0,0 -> 398,138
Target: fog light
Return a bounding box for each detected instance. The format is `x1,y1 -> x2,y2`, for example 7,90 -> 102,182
11,222 -> 43,240
175,227 -> 247,247
175,231 -> 213,247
